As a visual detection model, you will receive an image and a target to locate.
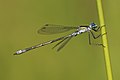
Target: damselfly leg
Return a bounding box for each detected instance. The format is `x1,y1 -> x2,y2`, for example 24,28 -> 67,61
93,24 -> 106,32
88,31 -> 106,47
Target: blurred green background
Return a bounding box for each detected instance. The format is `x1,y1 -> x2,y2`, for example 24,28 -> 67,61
0,0 -> 119,80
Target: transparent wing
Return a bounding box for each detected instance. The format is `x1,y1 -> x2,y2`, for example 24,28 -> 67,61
57,36 -> 73,51
52,37 -> 68,49
53,36 -> 73,51
37,24 -> 78,34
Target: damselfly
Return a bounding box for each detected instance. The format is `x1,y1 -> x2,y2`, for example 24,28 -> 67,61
14,22 -> 105,55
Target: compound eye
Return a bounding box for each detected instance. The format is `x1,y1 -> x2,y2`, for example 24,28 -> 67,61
91,23 -> 97,28
91,23 -> 95,26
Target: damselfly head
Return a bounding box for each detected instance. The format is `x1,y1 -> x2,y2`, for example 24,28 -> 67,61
89,22 -> 97,29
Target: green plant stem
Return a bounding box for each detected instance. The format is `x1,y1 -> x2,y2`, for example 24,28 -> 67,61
96,0 -> 113,80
